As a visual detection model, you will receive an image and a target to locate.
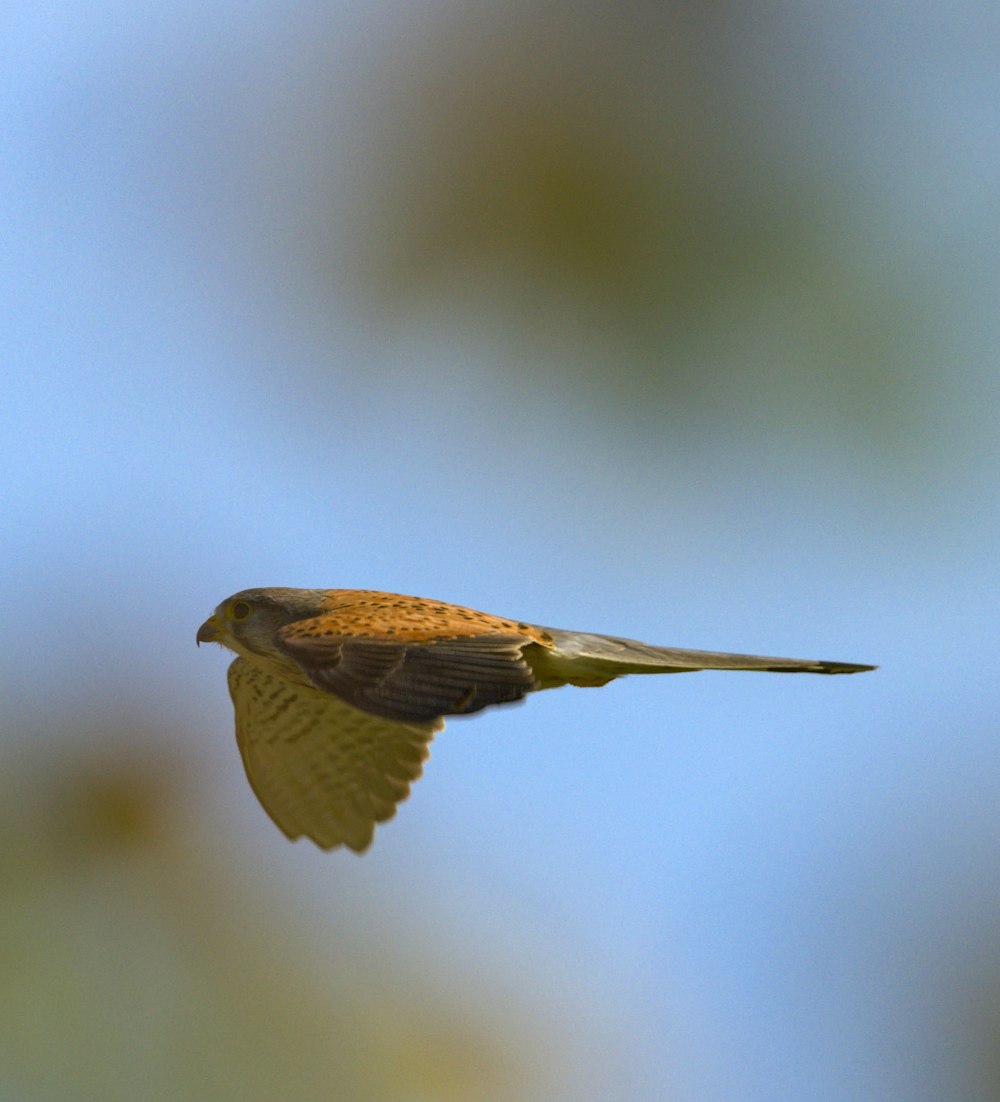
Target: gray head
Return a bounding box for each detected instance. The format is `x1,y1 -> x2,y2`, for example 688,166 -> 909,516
196,587 -> 328,662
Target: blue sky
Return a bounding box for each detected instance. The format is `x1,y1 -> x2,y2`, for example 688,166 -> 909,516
3,4 -> 1000,1100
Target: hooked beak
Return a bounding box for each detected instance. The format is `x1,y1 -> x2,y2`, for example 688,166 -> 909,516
196,615 -> 220,646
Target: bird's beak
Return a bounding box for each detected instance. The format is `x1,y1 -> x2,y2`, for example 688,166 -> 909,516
196,615 -> 220,646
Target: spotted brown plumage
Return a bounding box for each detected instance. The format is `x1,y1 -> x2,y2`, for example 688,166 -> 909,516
292,589 -> 557,644
197,587 -> 875,853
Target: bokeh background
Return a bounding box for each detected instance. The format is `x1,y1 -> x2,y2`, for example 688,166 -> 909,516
4,3 -> 999,1100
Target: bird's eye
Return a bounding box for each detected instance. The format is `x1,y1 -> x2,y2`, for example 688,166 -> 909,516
228,601 -> 253,622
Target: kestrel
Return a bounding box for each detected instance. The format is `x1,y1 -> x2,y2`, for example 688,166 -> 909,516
197,588 -> 874,853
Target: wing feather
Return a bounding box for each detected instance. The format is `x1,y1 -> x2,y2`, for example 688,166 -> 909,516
277,632 -> 538,722
227,658 -> 441,853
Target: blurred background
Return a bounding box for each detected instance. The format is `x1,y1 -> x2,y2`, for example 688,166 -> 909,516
3,3 -> 999,1099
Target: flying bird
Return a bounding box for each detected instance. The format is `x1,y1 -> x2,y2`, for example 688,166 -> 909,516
197,588 -> 874,853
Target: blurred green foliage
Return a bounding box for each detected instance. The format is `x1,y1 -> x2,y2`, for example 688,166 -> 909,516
0,745 -> 546,1102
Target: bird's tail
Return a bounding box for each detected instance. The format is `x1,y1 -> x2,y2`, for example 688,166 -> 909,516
526,628 -> 875,689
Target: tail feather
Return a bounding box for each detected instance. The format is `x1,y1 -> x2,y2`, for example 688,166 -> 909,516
527,628 -> 875,689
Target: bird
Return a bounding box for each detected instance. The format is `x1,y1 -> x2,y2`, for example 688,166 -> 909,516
197,588 -> 875,853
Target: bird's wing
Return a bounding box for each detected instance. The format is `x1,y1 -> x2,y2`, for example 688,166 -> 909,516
227,658 -> 441,852
277,628 -> 538,722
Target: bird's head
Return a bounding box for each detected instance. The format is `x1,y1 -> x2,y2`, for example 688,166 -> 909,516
196,588 -> 327,664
